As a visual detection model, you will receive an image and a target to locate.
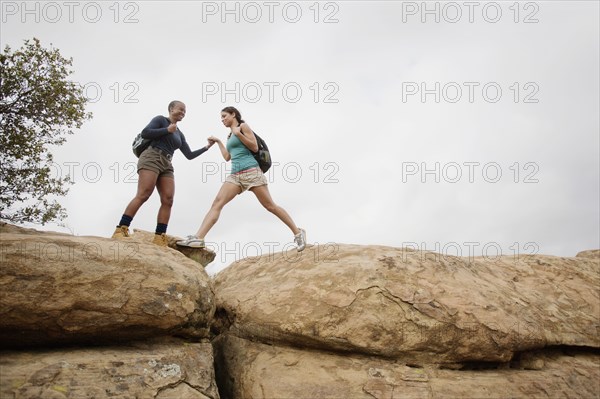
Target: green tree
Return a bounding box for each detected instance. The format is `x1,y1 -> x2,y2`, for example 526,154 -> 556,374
0,38 -> 91,225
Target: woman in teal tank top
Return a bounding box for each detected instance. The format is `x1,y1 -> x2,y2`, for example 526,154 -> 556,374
177,106 -> 306,252
226,127 -> 260,174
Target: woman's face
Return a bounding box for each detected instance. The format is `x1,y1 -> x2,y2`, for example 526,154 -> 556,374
170,103 -> 186,122
221,111 -> 235,127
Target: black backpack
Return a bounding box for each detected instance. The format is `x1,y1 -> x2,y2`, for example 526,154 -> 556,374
132,132 -> 151,158
253,132 -> 272,173
241,130 -> 272,173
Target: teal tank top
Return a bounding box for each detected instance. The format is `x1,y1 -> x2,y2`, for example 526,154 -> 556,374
226,133 -> 259,173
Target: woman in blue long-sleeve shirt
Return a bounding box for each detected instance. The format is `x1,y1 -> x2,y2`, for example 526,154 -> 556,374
111,100 -> 214,246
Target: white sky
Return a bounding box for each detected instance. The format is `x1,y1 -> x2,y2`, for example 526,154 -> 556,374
2,1 -> 599,275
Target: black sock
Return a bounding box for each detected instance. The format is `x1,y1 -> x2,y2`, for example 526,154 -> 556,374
155,223 -> 168,234
118,214 -> 133,227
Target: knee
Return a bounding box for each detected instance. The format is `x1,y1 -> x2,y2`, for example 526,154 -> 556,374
136,190 -> 153,203
161,195 -> 174,207
263,202 -> 278,214
211,197 -> 227,211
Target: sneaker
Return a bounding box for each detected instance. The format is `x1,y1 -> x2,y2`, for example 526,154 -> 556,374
152,233 -> 169,247
294,228 -> 306,252
111,225 -> 130,239
176,235 -> 205,248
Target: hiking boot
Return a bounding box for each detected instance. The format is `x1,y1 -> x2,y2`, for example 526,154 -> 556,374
294,228 -> 306,252
176,235 -> 205,248
111,225 -> 130,239
152,233 -> 169,247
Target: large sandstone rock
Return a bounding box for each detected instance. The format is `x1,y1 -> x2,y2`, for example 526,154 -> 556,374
0,338 -> 219,399
214,334 -> 599,399
0,224 -> 215,348
214,244 -> 599,364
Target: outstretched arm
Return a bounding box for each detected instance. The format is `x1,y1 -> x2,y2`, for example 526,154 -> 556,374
180,135 -> 214,160
208,136 -> 230,161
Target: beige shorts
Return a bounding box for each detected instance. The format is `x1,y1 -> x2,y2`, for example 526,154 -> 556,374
137,146 -> 174,178
226,167 -> 268,193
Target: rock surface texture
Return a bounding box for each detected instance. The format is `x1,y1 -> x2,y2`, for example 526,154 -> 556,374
2,223 -> 598,399
0,223 -> 215,347
214,334 -> 599,399
212,243 -> 600,398
0,338 -> 219,399
0,223 -> 220,398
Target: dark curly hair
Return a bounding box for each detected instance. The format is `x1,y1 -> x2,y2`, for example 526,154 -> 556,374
221,106 -> 245,124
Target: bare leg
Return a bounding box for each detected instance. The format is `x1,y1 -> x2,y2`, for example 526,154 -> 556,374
195,182 -> 241,238
123,169 -> 158,217
156,175 -> 175,225
250,184 -> 300,235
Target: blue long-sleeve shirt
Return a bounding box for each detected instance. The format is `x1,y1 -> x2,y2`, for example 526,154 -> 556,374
141,115 -> 207,159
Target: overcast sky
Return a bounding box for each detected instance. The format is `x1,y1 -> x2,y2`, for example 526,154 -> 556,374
2,1 -> 598,274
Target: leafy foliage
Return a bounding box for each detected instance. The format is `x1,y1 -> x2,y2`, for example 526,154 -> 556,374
0,38 -> 91,224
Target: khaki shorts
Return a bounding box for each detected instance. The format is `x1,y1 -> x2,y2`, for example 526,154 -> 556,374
138,146 -> 174,178
226,167 -> 268,193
